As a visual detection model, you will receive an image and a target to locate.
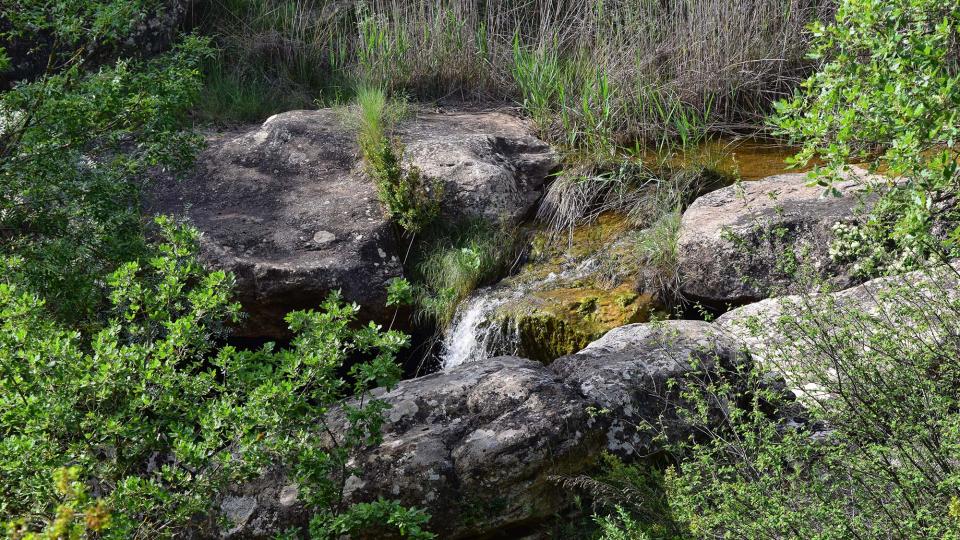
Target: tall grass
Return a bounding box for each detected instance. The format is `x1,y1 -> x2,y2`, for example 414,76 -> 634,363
197,0 -> 830,136
351,86 -> 440,233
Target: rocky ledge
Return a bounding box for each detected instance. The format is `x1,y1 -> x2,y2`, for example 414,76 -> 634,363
145,108 -> 556,338
220,320 -> 746,538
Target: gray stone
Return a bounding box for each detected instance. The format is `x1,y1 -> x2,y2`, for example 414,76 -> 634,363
401,111 -> 558,224
550,320 -> 742,456
677,168 -> 879,307
145,108 -> 556,338
715,262 -> 960,398
220,356 -> 606,539
145,109 -> 401,338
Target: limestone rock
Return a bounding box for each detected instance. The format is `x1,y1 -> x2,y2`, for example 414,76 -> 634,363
145,108 -> 556,337
715,262 -> 960,398
402,111 -> 558,224
146,109 -> 402,337
550,320 -> 742,456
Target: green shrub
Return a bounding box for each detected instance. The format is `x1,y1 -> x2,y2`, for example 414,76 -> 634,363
773,0 -> 960,275
0,3 -> 211,324
354,86 -> 442,234
595,1 -> 960,535
1,6 -> 432,534
663,266 -> 960,539
0,218 -> 429,538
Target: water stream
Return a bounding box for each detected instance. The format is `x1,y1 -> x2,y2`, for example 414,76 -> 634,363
439,293 -> 514,370
440,138 -> 802,370
440,255 -> 603,370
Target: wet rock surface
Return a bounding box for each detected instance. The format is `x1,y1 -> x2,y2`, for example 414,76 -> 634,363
441,213 -> 663,368
677,168 -> 878,308
220,356 -> 607,539
145,108 -> 555,338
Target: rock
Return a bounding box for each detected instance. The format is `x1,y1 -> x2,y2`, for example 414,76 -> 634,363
677,168 -> 878,308
715,262 -> 960,398
221,356 -> 606,538
494,284 -> 658,364
402,111 -> 558,224
217,469 -> 306,538
145,108 -> 556,338
550,320 -> 742,456
146,109 -> 403,338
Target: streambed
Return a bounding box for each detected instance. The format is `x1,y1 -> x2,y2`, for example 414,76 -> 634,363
438,137 -> 803,369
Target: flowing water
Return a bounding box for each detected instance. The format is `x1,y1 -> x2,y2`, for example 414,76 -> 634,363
440,293 -> 514,370
440,138 -> 802,370
440,253 -> 605,370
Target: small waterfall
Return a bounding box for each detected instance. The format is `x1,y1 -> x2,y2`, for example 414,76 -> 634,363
440,253 -> 603,370
440,292 -> 513,370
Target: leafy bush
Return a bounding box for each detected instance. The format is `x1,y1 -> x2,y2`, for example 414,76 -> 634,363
1,3 -> 434,538
354,86 -> 442,234
662,266 -> 960,539
0,218 -> 428,538
773,0 -> 960,275
593,2 -> 960,537
0,2 -> 211,323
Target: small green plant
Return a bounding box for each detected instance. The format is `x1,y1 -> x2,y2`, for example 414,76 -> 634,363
511,35 -> 568,135
410,220 -> 518,327
634,209 -> 683,303
311,498 -> 435,540
3,467 -> 112,539
354,86 -> 442,233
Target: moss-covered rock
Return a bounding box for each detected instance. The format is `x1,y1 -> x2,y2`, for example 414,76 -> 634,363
496,285 -> 659,363
465,214 -> 668,364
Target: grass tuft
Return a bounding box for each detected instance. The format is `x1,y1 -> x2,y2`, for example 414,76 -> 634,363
411,220 -> 520,327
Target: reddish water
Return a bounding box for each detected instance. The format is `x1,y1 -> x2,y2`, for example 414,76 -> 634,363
706,138 -> 810,180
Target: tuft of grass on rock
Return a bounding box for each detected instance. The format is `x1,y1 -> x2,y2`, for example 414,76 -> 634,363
411,220 -> 520,327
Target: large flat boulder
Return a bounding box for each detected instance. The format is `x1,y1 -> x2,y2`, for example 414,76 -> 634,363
550,320 -> 742,456
146,108 -> 556,337
677,169 -> 877,308
146,109 -> 402,338
220,356 -> 606,538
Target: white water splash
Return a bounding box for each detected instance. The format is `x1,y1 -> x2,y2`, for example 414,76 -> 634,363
440,257 -> 603,371
440,293 -> 509,370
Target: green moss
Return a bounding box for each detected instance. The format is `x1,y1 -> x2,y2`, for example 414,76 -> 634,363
499,285 -> 660,363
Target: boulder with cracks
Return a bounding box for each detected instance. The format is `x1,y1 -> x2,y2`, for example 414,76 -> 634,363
677,168 -> 878,308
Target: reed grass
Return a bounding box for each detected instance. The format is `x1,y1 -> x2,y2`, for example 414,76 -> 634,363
197,0 -> 830,138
